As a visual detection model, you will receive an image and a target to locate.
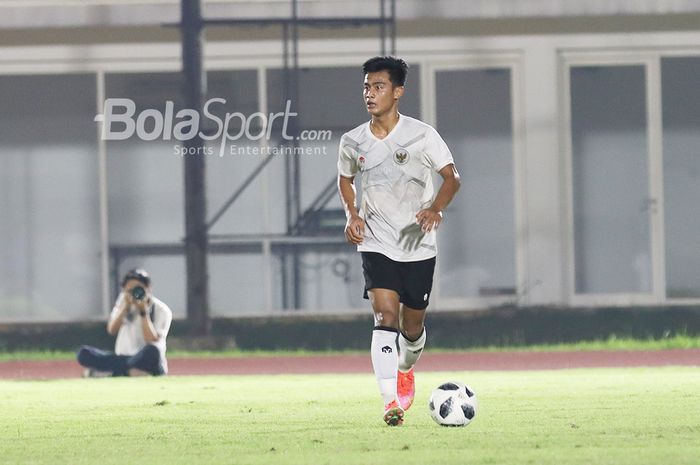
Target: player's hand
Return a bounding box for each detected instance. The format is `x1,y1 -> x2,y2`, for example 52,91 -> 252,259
115,292 -> 128,311
398,223 -> 425,251
134,298 -> 147,312
344,215 -> 365,245
133,291 -> 151,312
415,208 -> 443,233
123,290 -> 134,309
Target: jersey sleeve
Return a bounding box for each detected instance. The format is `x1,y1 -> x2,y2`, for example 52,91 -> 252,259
153,302 -> 173,340
337,136 -> 359,178
424,127 -> 454,172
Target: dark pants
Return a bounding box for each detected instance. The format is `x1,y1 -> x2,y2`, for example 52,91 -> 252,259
76,344 -> 165,376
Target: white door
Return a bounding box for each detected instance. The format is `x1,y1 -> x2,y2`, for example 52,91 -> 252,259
562,56 -> 664,305
428,59 -> 524,309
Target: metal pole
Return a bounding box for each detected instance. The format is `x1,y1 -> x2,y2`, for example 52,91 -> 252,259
96,71 -> 111,313
181,0 -> 211,335
390,0 -> 397,55
288,0 -> 301,232
283,22 -> 293,234
281,22 -> 290,310
380,0 -> 386,55
290,0 -> 301,309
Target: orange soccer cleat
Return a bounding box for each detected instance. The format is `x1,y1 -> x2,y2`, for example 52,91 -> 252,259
383,399 -> 405,426
397,368 -> 415,411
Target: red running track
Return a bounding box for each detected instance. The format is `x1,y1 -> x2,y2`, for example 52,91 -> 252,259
0,349 -> 698,380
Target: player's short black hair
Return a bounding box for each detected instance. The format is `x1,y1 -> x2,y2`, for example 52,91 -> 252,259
362,56 -> 409,87
122,268 -> 151,288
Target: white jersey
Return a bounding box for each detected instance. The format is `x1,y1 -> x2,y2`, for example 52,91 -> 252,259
338,114 -> 454,262
109,293 -> 173,373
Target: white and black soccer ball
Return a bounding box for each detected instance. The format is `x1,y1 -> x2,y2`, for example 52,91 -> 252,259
428,381 -> 478,427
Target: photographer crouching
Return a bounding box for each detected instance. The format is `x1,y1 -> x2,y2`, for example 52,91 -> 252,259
77,269 -> 173,377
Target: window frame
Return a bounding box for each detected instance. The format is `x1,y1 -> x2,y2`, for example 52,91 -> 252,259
424,57 -> 526,310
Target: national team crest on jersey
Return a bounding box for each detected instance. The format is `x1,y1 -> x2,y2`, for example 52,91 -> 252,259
358,155 -> 366,168
393,148 -> 409,165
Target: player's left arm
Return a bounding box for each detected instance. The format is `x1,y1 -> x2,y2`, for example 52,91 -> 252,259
416,163 -> 461,232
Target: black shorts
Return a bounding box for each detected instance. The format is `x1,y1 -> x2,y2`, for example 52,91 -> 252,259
361,252 -> 436,310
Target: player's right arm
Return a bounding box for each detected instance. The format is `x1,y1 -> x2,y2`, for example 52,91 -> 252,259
337,136 -> 365,245
338,174 -> 365,245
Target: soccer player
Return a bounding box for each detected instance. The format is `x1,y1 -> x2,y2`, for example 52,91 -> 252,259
337,56 -> 461,425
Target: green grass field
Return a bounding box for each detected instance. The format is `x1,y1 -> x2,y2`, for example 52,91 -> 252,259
2,333 -> 700,362
1,367 -> 699,465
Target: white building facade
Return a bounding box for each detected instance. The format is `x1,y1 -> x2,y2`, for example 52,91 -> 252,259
1,0 -> 699,321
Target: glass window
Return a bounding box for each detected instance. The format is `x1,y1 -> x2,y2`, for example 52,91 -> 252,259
570,65 -> 652,294
105,72 -> 187,312
209,254 -> 267,316
435,68 -> 516,298
0,74 -> 100,321
266,66 -> 421,223
105,72 -> 186,244
662,56 -> 700,298
106,70 -> 271,314
205,70 -> 269,314
206,69 -> 266,236
270,250 -> 366,313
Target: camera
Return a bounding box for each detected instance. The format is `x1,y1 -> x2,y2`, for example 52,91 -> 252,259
130,286 -> 146,301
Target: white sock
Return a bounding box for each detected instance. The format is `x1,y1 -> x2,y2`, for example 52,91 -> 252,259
398,327 -> 426,372
371,327 -> 399,405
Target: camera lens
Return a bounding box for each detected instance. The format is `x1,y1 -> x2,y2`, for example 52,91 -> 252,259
131,286 -> 146,301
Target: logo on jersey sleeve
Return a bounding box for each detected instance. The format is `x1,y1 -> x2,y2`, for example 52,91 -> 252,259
393,148 -> 409,165
358,155 -> 366,170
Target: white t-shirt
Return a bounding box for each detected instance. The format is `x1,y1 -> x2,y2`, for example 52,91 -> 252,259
109,293 -> 173,373
337,114 -> 455,262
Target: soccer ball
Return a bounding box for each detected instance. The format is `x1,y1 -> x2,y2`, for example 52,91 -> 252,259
428,381 -> 478,427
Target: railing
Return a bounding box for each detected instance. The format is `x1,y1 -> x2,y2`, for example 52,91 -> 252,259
109,234 -> 350,312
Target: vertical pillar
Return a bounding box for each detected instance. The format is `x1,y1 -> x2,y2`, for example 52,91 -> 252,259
181,0 -> 210,334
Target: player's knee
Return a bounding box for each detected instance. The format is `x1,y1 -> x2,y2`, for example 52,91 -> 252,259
142,344 -> 160,361
76,346 -> 91,366
373,309 -> 399,328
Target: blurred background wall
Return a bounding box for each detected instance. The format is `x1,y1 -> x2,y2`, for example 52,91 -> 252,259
0,0 -> 699,323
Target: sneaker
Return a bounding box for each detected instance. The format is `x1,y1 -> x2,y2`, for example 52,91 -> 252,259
397,368 -> 415,410
383,400 -> 404,426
